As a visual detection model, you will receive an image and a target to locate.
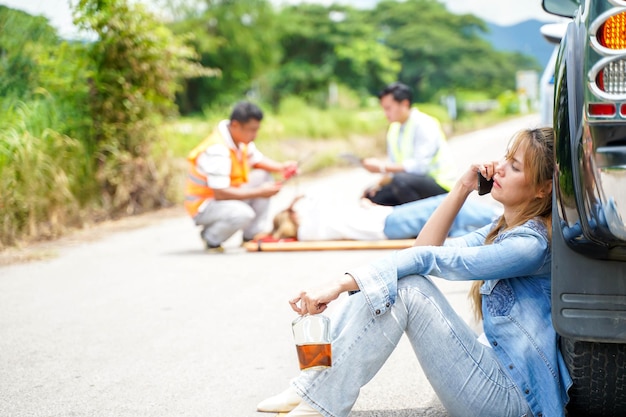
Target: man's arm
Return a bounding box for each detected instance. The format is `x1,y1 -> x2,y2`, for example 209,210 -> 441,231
361,157 -> 404,174
213,182 -> 283,200
198,146 -> 286,201
253,156 -> 298,177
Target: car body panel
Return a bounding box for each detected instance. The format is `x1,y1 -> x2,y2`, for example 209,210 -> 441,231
545,0 -> 626,342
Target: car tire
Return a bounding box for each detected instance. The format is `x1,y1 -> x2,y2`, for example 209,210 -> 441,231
561,337 -> 626,416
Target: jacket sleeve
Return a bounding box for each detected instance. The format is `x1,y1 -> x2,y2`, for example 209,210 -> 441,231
347,225 -> 549,318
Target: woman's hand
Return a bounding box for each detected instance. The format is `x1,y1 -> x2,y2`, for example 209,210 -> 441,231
413,160 -> 499,247
458,161 -> 498,193
289,274 -> 358,315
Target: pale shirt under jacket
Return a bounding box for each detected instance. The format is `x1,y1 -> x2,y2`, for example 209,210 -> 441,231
389,108 -> 450,175
347,219 -> 572,417
195,120 -> 265,214
196,120 -> 264,190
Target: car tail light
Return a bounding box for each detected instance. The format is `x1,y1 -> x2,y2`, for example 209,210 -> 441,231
594,60 -> 626,94
589,102 -> 617,116
597,11 -> 626,50
590,10 -> 626,99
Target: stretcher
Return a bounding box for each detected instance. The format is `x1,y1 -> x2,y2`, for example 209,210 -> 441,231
243,238 -> 415,252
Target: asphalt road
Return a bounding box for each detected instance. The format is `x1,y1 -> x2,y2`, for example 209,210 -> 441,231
0,113 -> 541,417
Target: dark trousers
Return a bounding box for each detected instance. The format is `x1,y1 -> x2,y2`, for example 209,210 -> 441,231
366,172 -> 447,206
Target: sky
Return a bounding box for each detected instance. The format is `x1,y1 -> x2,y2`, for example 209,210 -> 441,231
0,0 -> 558,38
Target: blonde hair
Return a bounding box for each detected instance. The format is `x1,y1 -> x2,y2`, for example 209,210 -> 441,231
469,127 -> 554,321
271,208 -> 299,240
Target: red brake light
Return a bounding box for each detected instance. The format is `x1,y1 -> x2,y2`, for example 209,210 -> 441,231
588,103 -> 616,116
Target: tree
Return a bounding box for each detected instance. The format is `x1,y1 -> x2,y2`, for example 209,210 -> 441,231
168,0 -> 280,113
0,6 -> 59,98
264,3 -> 399,108
369,0 -> 540,100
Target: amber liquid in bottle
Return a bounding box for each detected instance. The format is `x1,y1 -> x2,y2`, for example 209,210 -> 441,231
296,343 -> 332,370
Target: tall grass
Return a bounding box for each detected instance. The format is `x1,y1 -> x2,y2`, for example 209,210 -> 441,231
0,99 -> 91,248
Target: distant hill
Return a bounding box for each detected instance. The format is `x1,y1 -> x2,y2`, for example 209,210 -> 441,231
483,19 -> 558,69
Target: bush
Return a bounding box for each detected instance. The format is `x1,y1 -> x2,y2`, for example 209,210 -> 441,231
74,0 -> 213,216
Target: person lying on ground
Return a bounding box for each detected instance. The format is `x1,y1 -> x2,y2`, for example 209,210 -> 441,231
269,192 -> 501,242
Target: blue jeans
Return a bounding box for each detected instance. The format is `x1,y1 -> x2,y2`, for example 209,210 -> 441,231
291,275 -> 532,417
383,194 -> 500,240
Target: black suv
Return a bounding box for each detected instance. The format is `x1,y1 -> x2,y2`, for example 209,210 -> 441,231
543,0 -> 626,415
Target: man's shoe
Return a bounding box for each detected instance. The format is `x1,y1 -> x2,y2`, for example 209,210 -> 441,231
285,401 -> 323,417
205,242 -> 224,253
200,230 -> 224,253
256,386 -> 302,413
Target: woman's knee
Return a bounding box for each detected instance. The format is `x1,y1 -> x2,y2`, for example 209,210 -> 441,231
397,274 -> 437,293
396,275 -> 449,318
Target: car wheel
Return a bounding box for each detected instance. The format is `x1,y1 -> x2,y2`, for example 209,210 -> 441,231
561,337 -> 626,416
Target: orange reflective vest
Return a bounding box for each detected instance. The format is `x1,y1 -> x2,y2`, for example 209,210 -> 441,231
184,129 -> 249,217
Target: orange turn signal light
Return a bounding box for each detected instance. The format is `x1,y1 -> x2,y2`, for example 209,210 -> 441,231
598,12 -> 626,49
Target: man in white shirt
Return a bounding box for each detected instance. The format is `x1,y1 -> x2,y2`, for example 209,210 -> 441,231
362,82 -> 458,206
184,102 -> 297,251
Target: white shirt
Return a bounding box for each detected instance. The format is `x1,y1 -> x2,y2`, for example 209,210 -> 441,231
196,120 -> 264,190
296,195 -> 392,241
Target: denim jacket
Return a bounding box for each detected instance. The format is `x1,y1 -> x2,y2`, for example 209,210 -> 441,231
348,219 -> 572,417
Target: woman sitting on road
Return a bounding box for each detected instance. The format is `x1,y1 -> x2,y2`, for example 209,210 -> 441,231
257,127 -> 572,417
270,193 -> 500,242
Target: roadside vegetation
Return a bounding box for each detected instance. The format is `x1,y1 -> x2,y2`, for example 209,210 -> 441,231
0,0 -> 540,249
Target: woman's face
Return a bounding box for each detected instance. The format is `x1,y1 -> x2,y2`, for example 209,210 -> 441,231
491,145 -> 537,210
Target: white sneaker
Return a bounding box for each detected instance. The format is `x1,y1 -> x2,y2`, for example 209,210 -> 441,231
256,386 -> 302,413
285,401 -> 323,417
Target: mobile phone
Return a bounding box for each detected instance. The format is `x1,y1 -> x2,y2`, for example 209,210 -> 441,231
338,152 -> 363,165
477,172 -> 494,195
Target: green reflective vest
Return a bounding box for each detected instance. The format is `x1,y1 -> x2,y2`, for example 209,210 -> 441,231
386,110 -> 457,190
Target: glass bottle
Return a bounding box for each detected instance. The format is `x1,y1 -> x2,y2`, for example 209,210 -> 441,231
291,314 -> 332,370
